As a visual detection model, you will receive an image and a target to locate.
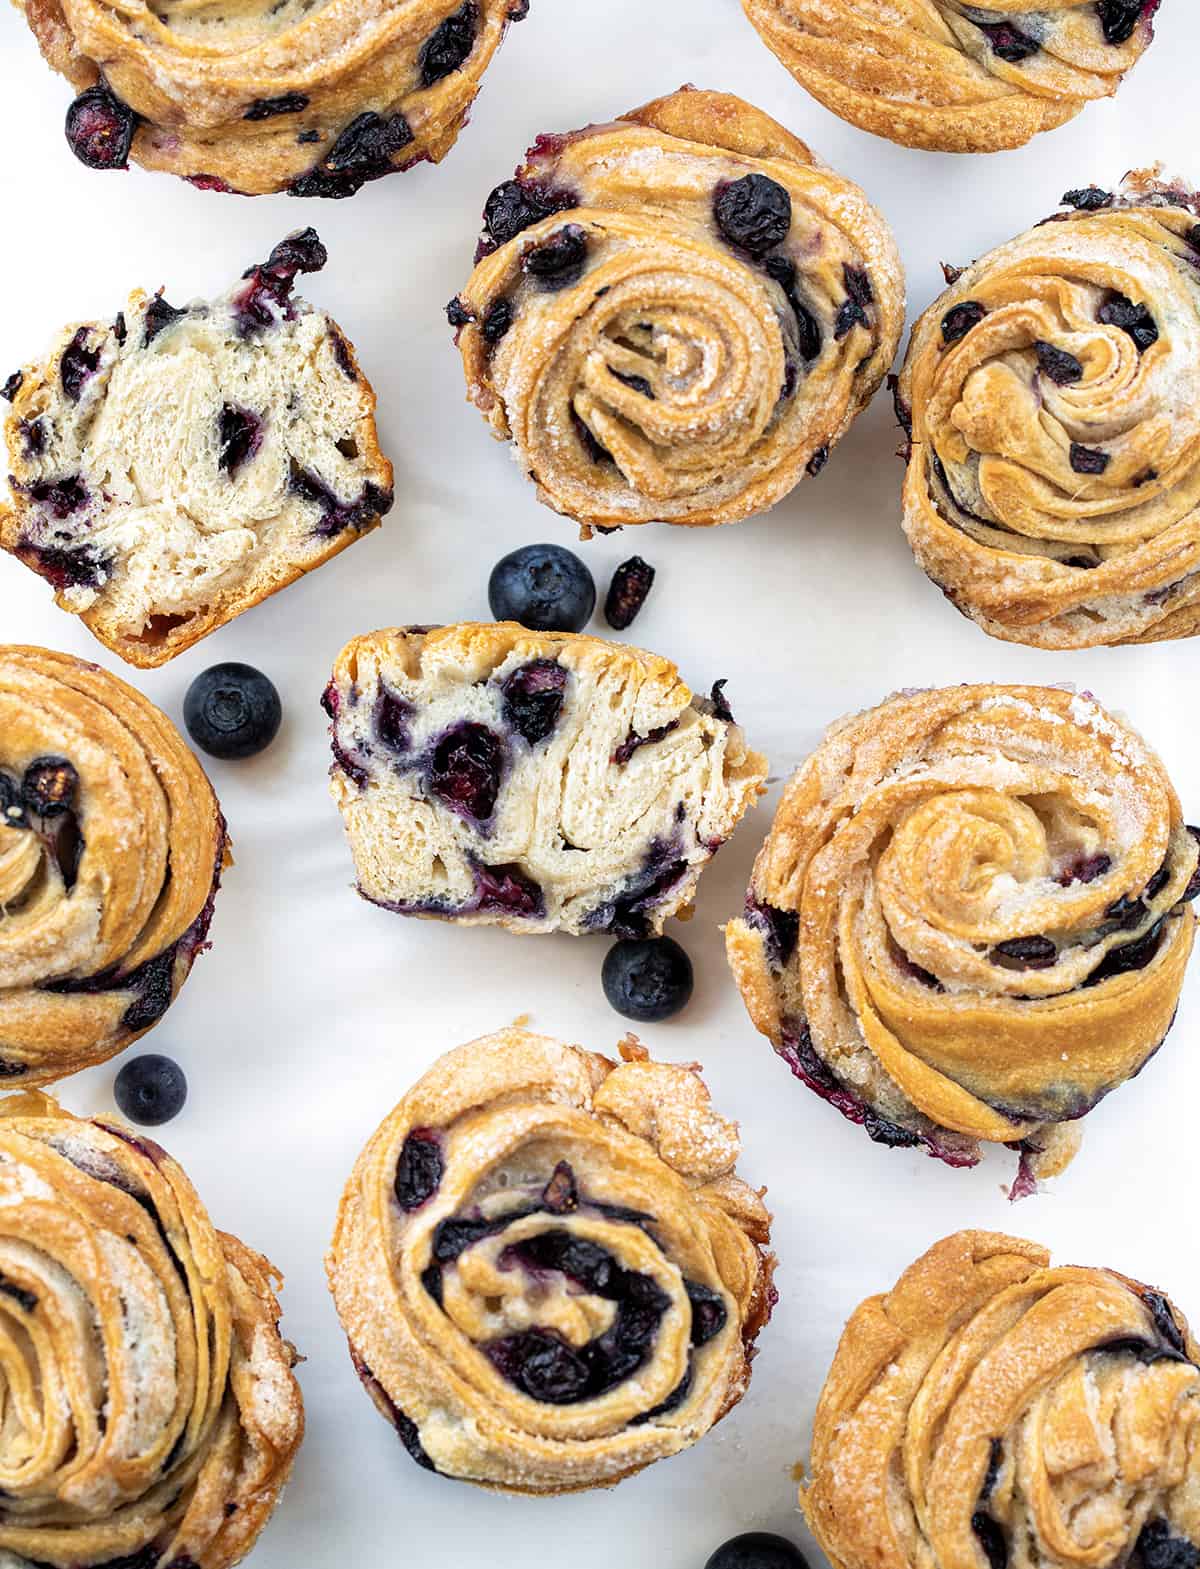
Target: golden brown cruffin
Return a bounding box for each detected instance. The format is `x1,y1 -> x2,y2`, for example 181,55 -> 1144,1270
0,646 -> 229,1086
803,1230 -> 1200,1569
0,1091 -> 304,1568
327,1027 -> 775,1494
451,87 -> 904,534
725,683 -> 1200,1192
15,0 -> 529,196
897,173 -> 1200,649
741,2 -> 1161,155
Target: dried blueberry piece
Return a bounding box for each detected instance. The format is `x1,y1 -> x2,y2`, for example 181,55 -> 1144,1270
428,722 -> 503,821
977,20 -> 1040,60
218,406 -> 263,477
244,93 -> 310,120
685,1281 -> 727,1346
22,758 -> 77,818
942,301 -> 986,345
1070,443 -> 1110,476
420,1 -> 478,84
394,1131 -> 444,1210
834,288 -> 868,340
1058,852 -> 1112,886
1,371 -> 21,402
990,935 -> 1057,970
483,180 -> 563,247
395,1409 -> 437,1472
482,299 -> 514,344
844,266 -> 873,308
290,113 -> 413,198
473,861 -> 544,917
1035,341 -> 1084,384
1098,292 -> 1158,351
60,329 -> 100,402
1097,0 -> 1153,46
541,1160 -> 578,1213
604,556 -> 655,630
143,294 -> 186,346
113,312 -> 127,344
1062,186 -> 1113,211
433,1216 -> 500,1262
763,256 -> 821,361
522,224 -> 588,288
446,296 -> 473,329
65,82 -> 137,171
709,680 -> 735,723
501,659 -> 568,744
806,446 -> 829,477
1135,1521 -> 1200,1569
712,174 -> 792,258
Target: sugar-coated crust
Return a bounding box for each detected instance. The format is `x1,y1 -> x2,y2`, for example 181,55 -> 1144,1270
0,1092 -> 304,1568
725,683 -> 1198,1185
453,86 -> 904,533
742,1 -> 1159,154
897,175 -> 1200,649
326,1027 -> 775,1495
0,234 -> 393,668
0,645 -> 229,1085
803,1230 -> 1200,1569
16,0 -> 528,196
326,621 -> 767,936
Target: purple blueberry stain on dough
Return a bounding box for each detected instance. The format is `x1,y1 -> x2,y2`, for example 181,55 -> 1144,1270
977,19 -> 1041,60
288,465 -> 393,537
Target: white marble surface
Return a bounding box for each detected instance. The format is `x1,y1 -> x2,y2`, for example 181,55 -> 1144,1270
0,4 -> 1198,1564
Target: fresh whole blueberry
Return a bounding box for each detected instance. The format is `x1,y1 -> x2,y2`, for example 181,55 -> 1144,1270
713,174 -> 792,258
114,1054 -> 188,1126
704,1533 -> 810,1569
65,82 -> 137,170
184,664 -> 282,759
489,543 -> 596,632
602,936 -> 694,1022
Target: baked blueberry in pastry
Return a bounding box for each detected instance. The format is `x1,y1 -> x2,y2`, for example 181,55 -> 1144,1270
0,646 -> 228,1086
803,1230 -> 1198,1569
324,622 -> 766,936
897,173 -> 1200,648
741,2 -> 1162,154
725,684 -> 1200,1190
1,231 -> 393,668
450,87 -> 904,534
0,1091 -> 304,1567
327,1027 -> 775,1493
17,0 -> 529,196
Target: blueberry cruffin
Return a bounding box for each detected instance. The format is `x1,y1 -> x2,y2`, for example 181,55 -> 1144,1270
0,1092 -> 304,1568
741,2 -> 1161,155
725,684 -> 1200,1191
898,174 -> 1200,649
451,87 -> 904,534
324,622 -> 766,936
0,646 -> 228,1086
327,1027 -> 775,1494
18,0 -> 527,196
0,230 -> 392,669
804,1231 -> 1199,1569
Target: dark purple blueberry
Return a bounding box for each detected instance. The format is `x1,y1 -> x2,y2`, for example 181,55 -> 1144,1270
20,418 -> 47,457
763,255 -> 821,361
114,1054 -> 188,1126
289,465 -> 394,536
1097,0 -> 1156,46
509,1231 -> 615,1294
1,371 -> 21,402
942,302 -> 986,345
541,1160 -> 577,1213
21,757 -> 77,817
113,312 -> 127,344
487,1329 -> 590,1402
244,93 -> 310,120
184,663 -> 282,760
446,295 -> 473,329
18,540 -> 106,591
60,329 -> 100,402
481,299 -> 514,343
0,772 -> 25,829
1137,1523 -> 1200,1569
433,1215 -> 504,1262
65,82 -> 137,171
976,20 -> 1040,60
217,406 -> 263,477
705,1533 -> 809,1569
586,842 -> 690,939
1070,443 -> 1110,476
602,936 -> 693,1022
1058,853 -> 1112,886
611,721 -> 678,766
1098,293 -> 1158,351
419,1 -> 478,85
712,174 -> 792,258
143,294 -> 186,346
1035,341 -> 1084,384
0,1276 -> 37,1312
488,542 -> 595,632
604,555 -> 655,630
394,1131 -> 444,1210
1182,826 -> 1200,901
1086,918 -> 1166,983
973,1513 -> 1009,1569
483,179 -> 571,248
709,680 -> 735,723
501,659 -> 568,744
806,445 -> 829,477
612,370 -> 654,398
889,941 -> 944,991
428,723 -> 503,820
522,224 -> 588,288
834,286 -> 869,339
472,860 -> 543,917
1062,186 -> 1113,211
989,935 -> 1057,970
290,113 -> 413,198
297,129 -> 322,144
1105,891 -> 1147,929
1139,1289 -> 1189,1357
685,1281 -> 727,1346
233,229 -> 328,336
745,897 -> 799,968
375,689 -> 413,752
571,407 -> 611,464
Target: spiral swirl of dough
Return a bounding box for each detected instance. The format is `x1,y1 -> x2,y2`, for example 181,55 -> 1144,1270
725,684 -> 1199,1186
741,1 -> 1161,154
897,177 -> 1200,648
18,0 -> 525,195
0,647 -> 228,1086
327,1028 -> 774,1494
0,1093 -> 303,1568
453,88 -> 903,532
804,1230 -> 1200,1569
